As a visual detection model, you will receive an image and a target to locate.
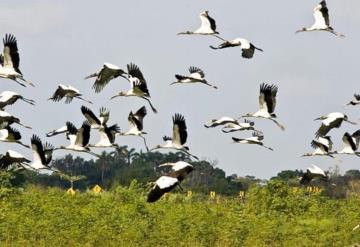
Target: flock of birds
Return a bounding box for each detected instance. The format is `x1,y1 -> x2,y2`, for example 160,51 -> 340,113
0,1 -> 356,202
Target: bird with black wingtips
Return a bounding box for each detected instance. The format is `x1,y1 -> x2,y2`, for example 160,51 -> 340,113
89,124 -> 121,148
0,110 -> 31,129
147,176 -> 180,203
150,113 -> 198,160
315,112 -> 356,138
85,63 -> 127,93
232,130 -> 273,151
22,135 -> 55,171
345,94 -> 360,106
204,116 -> 239,128
241,83 -> 285,131
54,121 -> 99,157
0,34 -> 34,87
331,130 -> 360,156
118,106 -> 149,151
46,121 -> 76,138
210,38 -> 263,59
177,10 -> 222,39
221,120 -> 256,133
300,164 -> 328,185
110,63 -> 157,113
296,1 -> 344,37
0,126 -> 30,148
0,91 -> 35,110
81,105 -> 109,129
0,150 -> 31,170
159,161 -> 194,182
48,84 -> 92,104
171,66 -> 218,89
302,136 -> 334,158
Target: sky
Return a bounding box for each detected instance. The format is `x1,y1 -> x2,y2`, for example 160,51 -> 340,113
0,0 -> 359,179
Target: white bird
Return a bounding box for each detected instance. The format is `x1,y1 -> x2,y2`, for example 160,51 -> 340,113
0,34 -> 34,87
85,63 -> 127,93
46,122 -> 73,138
81,106 -> 109,129
296,1 -> 344,37
0,91 -> 35,110
119,106 -> 149,151
345,94 -> 360,106
302,136 -> 334,158
204,117 -> 239,128
89,124 -> 120,148
0,110 -> 31,129
300,164 -> 328,185
0,150 -> 30,170
232,131 -> 273,151
177,11 -> 222,38
110,63 -> 158,113
315,112 -> 356,138
24,135 -> 55,171
147,176 -> 180,203
0,126 -> 29,148
159,161 -> 194,182
48,84 -> 92,104
221,120 -> 256,133
332,130 -> 360,156
210,38 -> 263,59
241,83 -> 285,131
150,113 -> 198,159
54,121 -> 99,157
171,66 -> 218,89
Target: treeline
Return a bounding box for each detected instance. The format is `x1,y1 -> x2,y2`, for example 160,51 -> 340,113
6,145 -> 360,198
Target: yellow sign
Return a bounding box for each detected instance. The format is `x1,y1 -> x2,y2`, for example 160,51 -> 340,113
67,187 -> 75,195
210,191 -> 216,199
92,184 -> 102,194
239,191 -> 245,198
187,190 -> 192,197
306,186 -> 322,194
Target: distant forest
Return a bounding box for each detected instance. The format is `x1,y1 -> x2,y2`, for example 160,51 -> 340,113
5,145 -> 360,199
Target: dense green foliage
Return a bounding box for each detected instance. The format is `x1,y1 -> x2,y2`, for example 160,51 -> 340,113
1,181 -> 360,246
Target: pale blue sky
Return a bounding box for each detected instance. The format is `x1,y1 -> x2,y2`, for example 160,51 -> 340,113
0,0 -> 359,178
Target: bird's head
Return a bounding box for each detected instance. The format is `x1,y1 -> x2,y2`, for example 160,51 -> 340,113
170,81 -> 180,86
270,113 -> 277,118
295,27 -> 307,34
314,116 -> 325,121
201,10 -> 209,16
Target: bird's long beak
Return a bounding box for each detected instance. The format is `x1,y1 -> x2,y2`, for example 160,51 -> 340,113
346,119 -> 357,125
110,95 -> 119,100
170,82 -> 178,85
23,98 -> 35,105
314,117 -> 321,121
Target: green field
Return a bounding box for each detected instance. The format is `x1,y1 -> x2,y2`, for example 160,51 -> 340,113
1,180 -> 360,246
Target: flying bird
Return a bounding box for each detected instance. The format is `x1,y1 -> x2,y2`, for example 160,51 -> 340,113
85,63 -> 127,93
0,150 -> 30,170
302,136 -> 334,158
0,91 -> 35,110
110,63 -> 157,113
0,34 -> 34,87
241,83 -> 285,131
177,11 -> 222,39
332,130 -> 360,156
171,66 -> 218,89
119,106 -> 149,151
54,121 -> 99,157
345,94 -> 360,106
300,164 -> 328,185
315,112 -> 356,138
48,84 -> 92,104
221,120 -> 256,133
204,117 -> 239,128
0,126 -> 29,148
81,106 -> 109,129
232,131 -> 273,151
296,1 -> 344,37
159,161 -> 194,182
89,124 -> 121,148
23,135 -> 55,171
147,176 -> 180,203
210,38 -> 263,59
0,110 -> 31,129
150,113 -> 198,159
46,123 -> 73,138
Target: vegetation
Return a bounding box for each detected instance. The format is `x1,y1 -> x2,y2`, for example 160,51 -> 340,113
2,146 -> 360,246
